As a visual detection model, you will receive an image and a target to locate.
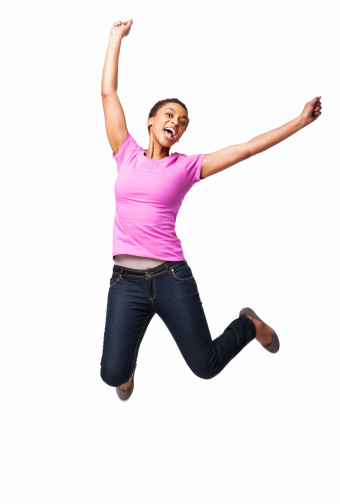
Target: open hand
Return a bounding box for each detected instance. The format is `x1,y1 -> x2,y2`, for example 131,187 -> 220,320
110,19 -> 133,39
300,96 -> 322,126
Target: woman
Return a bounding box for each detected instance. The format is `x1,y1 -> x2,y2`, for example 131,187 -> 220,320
100,19 -> 322,400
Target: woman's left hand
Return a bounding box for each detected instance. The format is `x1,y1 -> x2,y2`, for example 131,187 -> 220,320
300,96 -> 322,126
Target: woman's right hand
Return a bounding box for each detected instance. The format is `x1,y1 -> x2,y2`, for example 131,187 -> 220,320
110,19 -> 133,39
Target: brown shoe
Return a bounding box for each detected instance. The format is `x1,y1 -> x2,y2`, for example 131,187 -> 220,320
239,307 -> 280,353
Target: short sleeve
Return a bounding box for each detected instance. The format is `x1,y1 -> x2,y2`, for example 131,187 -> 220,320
112,133 -> 140,170
184,153 -> 206,187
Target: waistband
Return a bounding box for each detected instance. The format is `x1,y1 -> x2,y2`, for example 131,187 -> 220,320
112,260 -> 187,279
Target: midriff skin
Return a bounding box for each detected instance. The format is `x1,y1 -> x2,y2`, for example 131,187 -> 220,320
114,254 -> 167,270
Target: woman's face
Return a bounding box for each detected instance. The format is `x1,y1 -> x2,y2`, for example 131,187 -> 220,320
147,103 -> 189,147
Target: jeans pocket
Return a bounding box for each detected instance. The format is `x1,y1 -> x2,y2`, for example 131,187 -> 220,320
171,263 -> 193,281
110,273 -> 122,287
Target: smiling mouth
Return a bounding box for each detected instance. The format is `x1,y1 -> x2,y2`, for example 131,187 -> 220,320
163,127 -> 176,140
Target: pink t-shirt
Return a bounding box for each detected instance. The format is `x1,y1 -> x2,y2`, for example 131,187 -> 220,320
111,133 -> 206,261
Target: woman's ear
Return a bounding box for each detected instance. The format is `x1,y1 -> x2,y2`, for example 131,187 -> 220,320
147,118 -> 153,128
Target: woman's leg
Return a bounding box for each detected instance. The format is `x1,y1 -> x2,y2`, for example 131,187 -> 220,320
154,261 -> 256,379
100,270 -> 155,388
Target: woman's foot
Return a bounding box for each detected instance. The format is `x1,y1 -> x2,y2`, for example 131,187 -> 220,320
118,374 -> 133,392
245,314 -> 274,347
239,307 -> 280,353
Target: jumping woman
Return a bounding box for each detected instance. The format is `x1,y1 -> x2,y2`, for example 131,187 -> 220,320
100,19 -> 322,400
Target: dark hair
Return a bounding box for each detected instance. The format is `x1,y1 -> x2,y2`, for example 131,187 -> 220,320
147,98 -> 190,135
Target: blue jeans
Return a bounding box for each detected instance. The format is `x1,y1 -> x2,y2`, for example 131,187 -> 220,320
100,260 -> 256,387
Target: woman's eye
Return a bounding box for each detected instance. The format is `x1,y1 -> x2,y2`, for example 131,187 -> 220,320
165,113 -> 186,126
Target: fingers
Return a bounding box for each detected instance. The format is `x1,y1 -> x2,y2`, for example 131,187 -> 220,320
113,19 -> 133,27
111,19 -> 133,40
315,97 -> 322,115
311,96 -> 322,116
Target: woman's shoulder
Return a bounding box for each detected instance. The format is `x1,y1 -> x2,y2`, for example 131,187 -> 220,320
171,150 -> 206,163
112,132 -> 144,161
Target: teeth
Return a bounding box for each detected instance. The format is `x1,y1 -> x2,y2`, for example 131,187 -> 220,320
164,128 -> 176,138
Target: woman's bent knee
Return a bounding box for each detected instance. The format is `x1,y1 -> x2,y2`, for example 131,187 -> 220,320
188,362 -> 220,380
100,365 -> 131,388
192,368 -> 219,380
188,355 -> 222,380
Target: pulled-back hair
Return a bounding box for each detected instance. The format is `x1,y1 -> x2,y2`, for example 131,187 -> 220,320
147,98 -> 190,135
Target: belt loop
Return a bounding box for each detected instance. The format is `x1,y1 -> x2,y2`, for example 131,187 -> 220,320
120,266 -> 124,278
164,261 -> 171,274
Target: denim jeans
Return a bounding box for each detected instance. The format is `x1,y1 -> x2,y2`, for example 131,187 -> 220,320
100,260 -> 256,387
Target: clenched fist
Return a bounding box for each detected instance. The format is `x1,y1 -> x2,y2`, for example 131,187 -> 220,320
110,19 -> 133,39
300,96 -> 322,126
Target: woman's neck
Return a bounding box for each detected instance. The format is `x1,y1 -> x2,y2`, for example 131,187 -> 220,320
144,136 -> 170,160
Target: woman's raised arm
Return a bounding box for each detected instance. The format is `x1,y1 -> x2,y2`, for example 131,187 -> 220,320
101,20 -> 133,155
200,96 -> 322,179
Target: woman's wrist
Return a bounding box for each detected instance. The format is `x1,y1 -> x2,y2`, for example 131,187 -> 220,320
109,31 -> 123,44
296,115 -> 308,130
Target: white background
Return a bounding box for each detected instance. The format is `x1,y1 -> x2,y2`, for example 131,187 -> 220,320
1,0 -> 339,502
